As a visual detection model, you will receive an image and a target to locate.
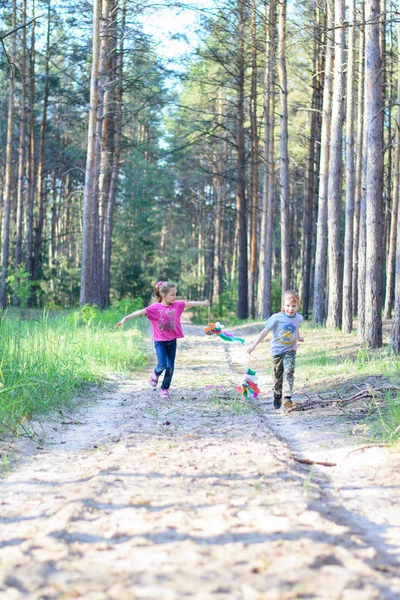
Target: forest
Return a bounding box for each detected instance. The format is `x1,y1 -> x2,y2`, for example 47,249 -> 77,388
0,0 -> 399,350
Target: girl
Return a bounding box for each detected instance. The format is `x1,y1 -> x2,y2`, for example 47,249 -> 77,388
115,281 -> 209,399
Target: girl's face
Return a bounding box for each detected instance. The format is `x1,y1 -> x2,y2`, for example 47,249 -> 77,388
283,298 -> 299,316
162,287 -> 177,305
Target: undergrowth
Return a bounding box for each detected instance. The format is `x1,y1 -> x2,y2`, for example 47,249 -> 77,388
0,302 -> 147,437
297,322 -> 400,445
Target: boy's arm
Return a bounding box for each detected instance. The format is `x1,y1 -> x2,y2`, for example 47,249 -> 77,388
115,308 -> 147,328
247,327 -> 270,354
184,299 -> 210,308
297,327 -> 304,342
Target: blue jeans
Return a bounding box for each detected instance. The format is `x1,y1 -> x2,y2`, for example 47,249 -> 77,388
154,339 -> 177,390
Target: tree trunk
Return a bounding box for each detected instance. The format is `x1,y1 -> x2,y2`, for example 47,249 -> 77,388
278,0 -> 290,294
300,2 -> 320,320
26,1 -> 36,307
14,0 -> 27,283
364,0 -> 383,348
342,0 -> 356,333
32,0 -> 51,285
0,0 -> 17,308
236,0 -> 248,319
352,2 -> 365,318
103,0 -> 125,308
384,19 -> 399,319
326,0 -> 345,328
248,0 -> 259,318
313,0 -> 334,324
257,0 -> 275,319
80,0 -> 101,306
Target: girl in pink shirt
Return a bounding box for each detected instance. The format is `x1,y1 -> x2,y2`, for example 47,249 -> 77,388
116,281 -> 209,399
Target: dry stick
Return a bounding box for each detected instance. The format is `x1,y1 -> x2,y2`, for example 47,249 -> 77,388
344,444 -> 389,458
288,384 -> 400,412
292,456 -> 337,467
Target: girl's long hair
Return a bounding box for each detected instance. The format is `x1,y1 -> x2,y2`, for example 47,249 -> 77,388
154,281 -> 176,302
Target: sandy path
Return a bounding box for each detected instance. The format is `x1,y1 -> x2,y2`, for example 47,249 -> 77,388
1,322 -> 400,600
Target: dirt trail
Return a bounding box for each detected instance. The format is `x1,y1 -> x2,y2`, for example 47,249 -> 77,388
1,322 -> 400,600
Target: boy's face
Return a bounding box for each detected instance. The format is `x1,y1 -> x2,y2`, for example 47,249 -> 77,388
283,298 -> 299,316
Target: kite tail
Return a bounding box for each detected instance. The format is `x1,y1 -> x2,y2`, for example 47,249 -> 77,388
219,332 -> 245,344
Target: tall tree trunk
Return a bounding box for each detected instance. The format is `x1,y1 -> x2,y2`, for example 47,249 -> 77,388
14,0 -> 27,293
313,0 -> 334,324
326,0 -> 345,328
352,2 -> 365,318
103,0 -> 125,308
97,0 -> 117,308
32,0 -> 51,285
80,0 -> 101,306
248,0 -> 259,318
278,0 -> 290,294
384,18 -> 400,319
364,0 -> 383,348
257,0 -> 275,319
0,0 -> 17,308
300,1 -> 320,320
236,0 -> 248,318
26,0 -> 36,307
342,0 -> 356,333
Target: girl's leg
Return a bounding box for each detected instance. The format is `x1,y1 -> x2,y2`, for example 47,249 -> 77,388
161,339 -> 177,390
154,342 -> 168,376
282,350 -> 296,398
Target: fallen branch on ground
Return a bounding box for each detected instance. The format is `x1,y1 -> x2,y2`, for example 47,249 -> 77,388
287,384 -> 399,413
292,456 -> 337,467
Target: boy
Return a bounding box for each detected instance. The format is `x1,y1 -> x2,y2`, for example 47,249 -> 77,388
247,290 -> 303,409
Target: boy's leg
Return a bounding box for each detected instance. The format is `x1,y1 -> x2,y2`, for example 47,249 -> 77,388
161,339 -> 177,390
272,354 -> 284,407
282,350 -> 296,401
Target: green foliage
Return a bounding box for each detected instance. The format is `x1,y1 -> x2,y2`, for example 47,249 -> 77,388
6,267 -> 32,308
0,309 -> 147,437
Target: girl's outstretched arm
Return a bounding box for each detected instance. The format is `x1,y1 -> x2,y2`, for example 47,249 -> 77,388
184,299 -> 210,308
115,308 -> 147,328
247,327 -> 269,353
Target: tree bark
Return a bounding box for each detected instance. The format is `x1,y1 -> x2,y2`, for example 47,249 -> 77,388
80,0 -> 101,306
236,0 -> 248,319
384,19 -> 399,319
364,0 -> 383,348
278,0 -> 290,294
342,0 -> 356,333
326,0 -> 345,328
352,2 -> 365,318
313,0 -> 334,324
248,0 -> 259,318
32,0 -> 51,284
0,0 -> 17,308
26,1 -> 36,307
257,0 -> 275,319
14,0 -> 27,294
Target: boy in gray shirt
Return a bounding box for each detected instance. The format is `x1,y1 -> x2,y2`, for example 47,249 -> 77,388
247,290 -> 303,409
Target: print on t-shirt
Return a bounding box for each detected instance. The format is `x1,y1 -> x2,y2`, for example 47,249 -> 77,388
157,307 -> 177,333
278,323 -> 296,345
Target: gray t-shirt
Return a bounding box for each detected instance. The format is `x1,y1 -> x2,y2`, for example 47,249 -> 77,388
264,311 -> 304,356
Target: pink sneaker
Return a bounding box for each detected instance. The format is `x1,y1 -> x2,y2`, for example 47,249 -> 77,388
160,389 -> 171,399
149,371 -> 159,387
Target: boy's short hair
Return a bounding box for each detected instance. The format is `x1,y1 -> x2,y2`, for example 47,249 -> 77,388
283,290 -> 300,306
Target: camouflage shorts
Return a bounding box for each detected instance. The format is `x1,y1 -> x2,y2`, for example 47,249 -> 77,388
271,350 -> 296,398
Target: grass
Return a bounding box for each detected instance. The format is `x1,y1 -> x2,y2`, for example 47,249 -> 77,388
296,321 -> 400,446
0,305 -> 147,437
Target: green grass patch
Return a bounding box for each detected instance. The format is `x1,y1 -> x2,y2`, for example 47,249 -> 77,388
296,322 -> 400,445
0,304 -> 147,437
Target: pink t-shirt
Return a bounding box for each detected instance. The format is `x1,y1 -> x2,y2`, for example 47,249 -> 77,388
145,301 -> 186,341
